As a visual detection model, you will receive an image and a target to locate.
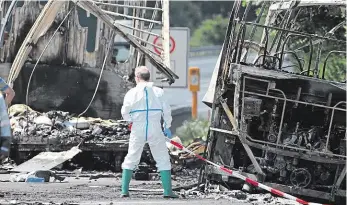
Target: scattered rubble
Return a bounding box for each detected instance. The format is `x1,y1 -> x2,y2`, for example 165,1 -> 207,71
9,104 -> 131,145
179,184 -> 305,205
0,159 -> 16,173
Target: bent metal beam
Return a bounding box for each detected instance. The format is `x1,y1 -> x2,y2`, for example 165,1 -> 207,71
7,0 -> 65,87
71,0 -> 178,84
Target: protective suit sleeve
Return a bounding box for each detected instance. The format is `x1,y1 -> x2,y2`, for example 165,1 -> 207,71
160,90 -> 172,128
0,95 -> 11,157
121,91 -> 133,122
0,96 -> 10,137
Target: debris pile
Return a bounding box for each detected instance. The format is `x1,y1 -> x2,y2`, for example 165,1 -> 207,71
9,104 -> 130,145
180,184 -> 302,205
169,137 -> 206,169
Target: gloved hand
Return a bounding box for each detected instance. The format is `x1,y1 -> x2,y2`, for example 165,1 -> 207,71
163,128 -> 172,138
128,123 -> 133,131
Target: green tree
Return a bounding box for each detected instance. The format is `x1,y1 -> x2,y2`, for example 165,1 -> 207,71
169,1 -> 202,32
190,15 -> 229,47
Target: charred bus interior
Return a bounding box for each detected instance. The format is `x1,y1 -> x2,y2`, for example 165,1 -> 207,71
201,1 -> 346,203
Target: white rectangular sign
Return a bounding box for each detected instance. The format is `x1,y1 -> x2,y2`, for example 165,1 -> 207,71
145,27 -> 190,88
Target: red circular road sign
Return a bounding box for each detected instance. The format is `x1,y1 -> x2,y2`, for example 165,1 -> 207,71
153,36 -> 176,55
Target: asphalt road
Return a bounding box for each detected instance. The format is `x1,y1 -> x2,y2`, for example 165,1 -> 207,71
0,174 -> 251,205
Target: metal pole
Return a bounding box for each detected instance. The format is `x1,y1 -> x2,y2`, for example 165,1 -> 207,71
192,91 -> 197,119
161,0 -> 170,68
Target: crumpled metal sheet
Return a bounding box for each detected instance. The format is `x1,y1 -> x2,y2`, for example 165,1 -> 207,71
11,146 -> 81,173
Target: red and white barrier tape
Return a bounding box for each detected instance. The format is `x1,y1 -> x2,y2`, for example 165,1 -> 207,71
166,138 -> 329,205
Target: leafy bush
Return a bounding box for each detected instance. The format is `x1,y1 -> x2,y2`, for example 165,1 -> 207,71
175,118 -> 210,146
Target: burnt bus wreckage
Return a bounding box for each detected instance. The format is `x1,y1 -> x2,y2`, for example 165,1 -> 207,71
1,0 -> 175,171
201,0 -> 346,202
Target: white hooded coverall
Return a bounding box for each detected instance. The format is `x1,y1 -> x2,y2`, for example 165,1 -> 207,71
121,82 -> 172,171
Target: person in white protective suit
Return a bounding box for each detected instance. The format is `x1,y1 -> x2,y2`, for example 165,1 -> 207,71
120,66 -> 178,198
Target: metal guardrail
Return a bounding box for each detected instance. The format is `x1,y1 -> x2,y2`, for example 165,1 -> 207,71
189,45 -> 222,57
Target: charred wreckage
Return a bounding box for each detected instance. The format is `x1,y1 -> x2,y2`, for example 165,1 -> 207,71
0,0 -> 345,203
1,0 -> 177,177
200,0 -> 346,203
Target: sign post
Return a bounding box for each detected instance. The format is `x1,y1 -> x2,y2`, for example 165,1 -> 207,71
188,67 -> 200,119
145,27 -> 190,88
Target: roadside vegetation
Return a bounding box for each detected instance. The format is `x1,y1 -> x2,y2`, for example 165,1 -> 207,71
175,118 -> 209,146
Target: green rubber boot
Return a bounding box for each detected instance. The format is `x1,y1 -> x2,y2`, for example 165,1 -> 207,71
121,169 -> 133,197
159,170 -> 179,199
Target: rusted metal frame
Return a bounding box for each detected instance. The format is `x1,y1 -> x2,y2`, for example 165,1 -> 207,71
270,88 -> 287,145
274,9 -> 299,54
235,0 -> 252,64
333,164 -> 346,194
199,57 -> 226,185
208,127 -> 346,163
245,22 -> 347,44
313,22 -> 347,77
243,89 -> 345,114
216,170 -> 346,200
102,9 -> 162,25
253,55 -> 280,66
92,1 -> 163,11
280,34 -> 313,74
275,50 -> 303,71
326,101 -> 346,151
230,0 -> 242,43
314,42 -> 324,79
322,51 -> 347,79
241,76 -> 272,95
239,76 -> 346,157
235,23 -> 247,64
281,64 -> 301,71
241,0 -> 252,22
270,9 -> 293,54
294,20 -> 346,53
242,1 -> 269,62
73,0 -> 178,84
220,97 -> 266,176
261,27 -> 270,65
203,0 -> 245,182
138,0 -> 161,65
203,0 -> 240,168
312,21 -> 345,78
210,127 -> 238,135
116,23 -> 161,38
221,1 -> 240,90
228,0 -> 242,65
265,182 -> 345,200
259,0 -> 285,46
242,76 -> 287,146
127,33 -> 163,50
240,75 -> 267,175
250,26 -> 270,66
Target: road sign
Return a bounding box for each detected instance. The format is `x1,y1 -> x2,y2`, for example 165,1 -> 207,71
145,27 -> 190,88
153,36 -> 176,55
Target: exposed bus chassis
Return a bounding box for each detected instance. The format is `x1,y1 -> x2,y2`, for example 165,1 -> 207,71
201,1 -> 346,202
